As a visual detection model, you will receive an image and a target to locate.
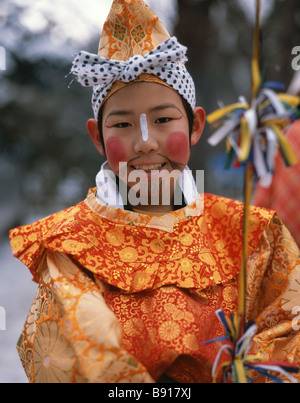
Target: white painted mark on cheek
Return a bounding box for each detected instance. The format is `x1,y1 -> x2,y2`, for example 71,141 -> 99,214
140,113 -> 149,142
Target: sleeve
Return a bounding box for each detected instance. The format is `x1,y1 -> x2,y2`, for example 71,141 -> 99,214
17,250 -> 154,384
246,215 -> 300,382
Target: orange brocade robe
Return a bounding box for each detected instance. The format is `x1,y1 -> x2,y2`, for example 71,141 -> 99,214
9,189 -> 300,383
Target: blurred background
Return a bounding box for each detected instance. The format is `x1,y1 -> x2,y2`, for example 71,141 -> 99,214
0,0 -> 300,382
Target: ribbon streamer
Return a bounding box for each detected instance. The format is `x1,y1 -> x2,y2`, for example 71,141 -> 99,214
207,86 -> 299,188
205,0 -> 300,383
205,310 -> 299,384
207,0 -> 299,187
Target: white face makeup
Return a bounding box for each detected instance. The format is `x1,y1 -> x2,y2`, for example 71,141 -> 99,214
140,113 -> 149,142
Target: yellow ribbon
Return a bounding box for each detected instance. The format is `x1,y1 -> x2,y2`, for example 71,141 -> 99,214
278,94 -> 300,107
206,102 -> 248,125
234,357 -> 248,384
268,123 -> 298,166
251,0 -> 261,99
239,116 -> 252,162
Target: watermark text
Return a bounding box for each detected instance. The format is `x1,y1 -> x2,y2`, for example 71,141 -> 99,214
0,46 -> 6,71
97,162 -> 204,208
292,46 -> 300,71
0,306 -> 6,330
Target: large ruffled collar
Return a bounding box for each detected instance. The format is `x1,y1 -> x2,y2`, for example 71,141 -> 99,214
10,191 -> 274,293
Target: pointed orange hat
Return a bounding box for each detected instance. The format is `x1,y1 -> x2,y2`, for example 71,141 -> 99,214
98,0 -> 170,60
71,0 -> 196,119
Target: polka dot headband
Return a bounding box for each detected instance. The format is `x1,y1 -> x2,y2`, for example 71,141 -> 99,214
71,37 -> 196,119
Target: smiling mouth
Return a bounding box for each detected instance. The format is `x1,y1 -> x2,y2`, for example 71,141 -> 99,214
131,162 -> 167,171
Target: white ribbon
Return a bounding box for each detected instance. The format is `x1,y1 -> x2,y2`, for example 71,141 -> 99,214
207,87 -> 292,188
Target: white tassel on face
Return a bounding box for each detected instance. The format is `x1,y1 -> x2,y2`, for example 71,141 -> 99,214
140,113 -> 149,142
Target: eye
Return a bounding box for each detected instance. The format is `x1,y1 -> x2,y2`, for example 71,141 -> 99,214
114,122 -> 132,128
155,117 -> 173,124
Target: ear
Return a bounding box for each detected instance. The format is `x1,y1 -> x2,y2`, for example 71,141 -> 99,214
86,119 -> 105,156
190,107 -> 206,147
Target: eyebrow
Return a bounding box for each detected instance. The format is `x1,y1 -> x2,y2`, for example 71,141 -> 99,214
105,110 -> 133,123
150,103 -> 184,115
104,103 -> 184,124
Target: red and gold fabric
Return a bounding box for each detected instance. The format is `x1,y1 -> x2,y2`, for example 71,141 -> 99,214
98,0 -> 170,60
10,190 -> 300,383
71,0 -> 196,119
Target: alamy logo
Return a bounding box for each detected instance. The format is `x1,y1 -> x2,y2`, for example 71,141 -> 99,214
97,162 -> 204,208
0,306 -> 6,330
0,46 -> 6,71
292,46 -> 300,71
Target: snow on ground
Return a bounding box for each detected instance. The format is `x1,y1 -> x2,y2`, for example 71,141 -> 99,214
0,238 -> 37,383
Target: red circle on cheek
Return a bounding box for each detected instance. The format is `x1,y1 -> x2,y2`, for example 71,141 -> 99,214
165,132 -> 190,163
105,137 -> 128,169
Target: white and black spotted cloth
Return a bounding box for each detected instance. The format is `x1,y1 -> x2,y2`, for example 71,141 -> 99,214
71,37 -> 196,119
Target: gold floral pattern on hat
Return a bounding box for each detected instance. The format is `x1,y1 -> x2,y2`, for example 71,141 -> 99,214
98,0 -> 170,61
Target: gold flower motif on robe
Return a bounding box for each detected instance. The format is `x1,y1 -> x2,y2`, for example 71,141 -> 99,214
33,321 -> 76,383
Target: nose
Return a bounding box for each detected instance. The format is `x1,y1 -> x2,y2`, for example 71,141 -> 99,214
133,124 -> 159,154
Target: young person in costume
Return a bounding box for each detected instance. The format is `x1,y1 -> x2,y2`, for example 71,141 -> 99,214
10,0 -> 300,383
